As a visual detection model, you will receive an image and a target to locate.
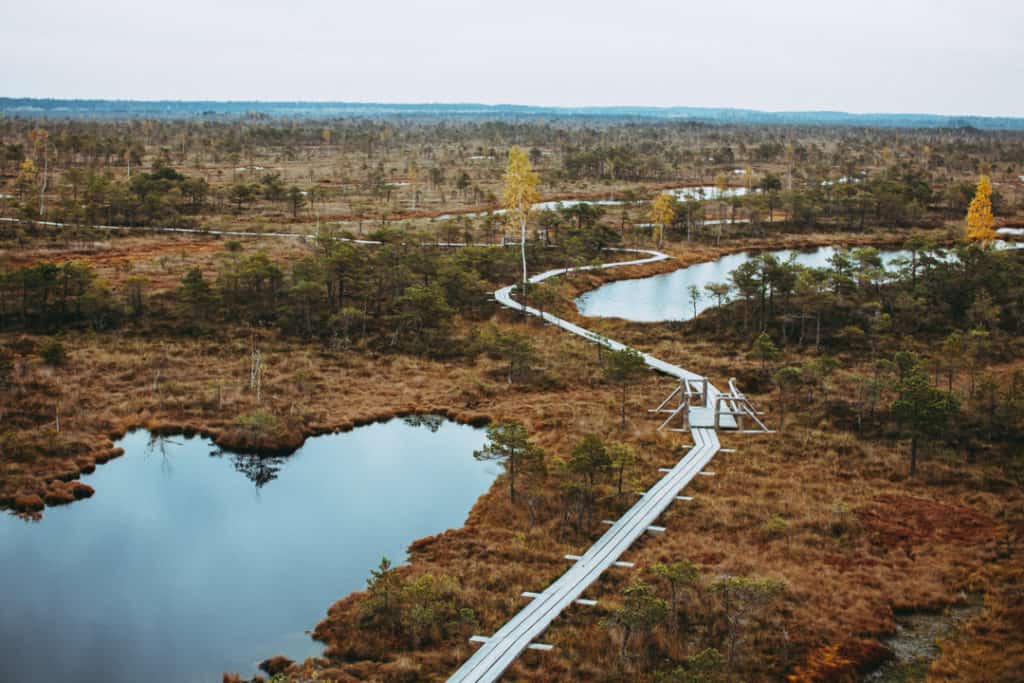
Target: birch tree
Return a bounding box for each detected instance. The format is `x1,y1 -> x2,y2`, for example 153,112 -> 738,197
650,192 -> 675,247
27,129 -> 49,218
502,147 -> 539,302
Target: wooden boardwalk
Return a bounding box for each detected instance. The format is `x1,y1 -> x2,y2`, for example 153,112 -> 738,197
493,249 -> 737,428
449,428 -> 719,682
451,249 -> 731,682
10,216 -> 738,680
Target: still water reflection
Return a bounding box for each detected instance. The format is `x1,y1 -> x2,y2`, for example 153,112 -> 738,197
0,416 -> 495,682
576,246 -> 914,322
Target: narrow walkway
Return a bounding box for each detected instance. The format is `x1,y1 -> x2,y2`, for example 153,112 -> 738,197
493,249 -> 735,428
451,249 -> 729,682
449,429 -> 719,682
7,215 -> 731,679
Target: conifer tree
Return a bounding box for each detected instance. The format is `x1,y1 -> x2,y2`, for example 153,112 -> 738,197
965,175 -> 996,243
474,421 -> 544,503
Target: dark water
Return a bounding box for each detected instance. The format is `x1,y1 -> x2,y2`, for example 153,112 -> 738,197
0,417 -> 496,682
575,246 -> 915,322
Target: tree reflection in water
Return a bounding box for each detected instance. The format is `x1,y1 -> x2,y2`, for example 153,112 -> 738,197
401,414 -> 445,432
210,449 -> 288,488
205,414 -> 447,488
231,453 -> 288,487
146,434 -> 182,476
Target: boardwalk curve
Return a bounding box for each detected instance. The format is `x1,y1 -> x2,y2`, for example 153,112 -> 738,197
450,249 -> 730,682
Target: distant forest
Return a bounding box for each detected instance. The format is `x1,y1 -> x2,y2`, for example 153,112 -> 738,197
2,97 -> 1023,130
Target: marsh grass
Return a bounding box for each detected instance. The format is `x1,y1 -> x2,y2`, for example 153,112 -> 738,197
2,230 -> 1021,682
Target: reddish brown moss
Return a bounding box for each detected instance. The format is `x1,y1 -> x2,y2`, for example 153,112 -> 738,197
43,483 -> 76,505
69,481 -> 94,499
13,493 -> 44,512
788,639 -> 891,682
258,655 -> 294,676
94,447 -> 124,464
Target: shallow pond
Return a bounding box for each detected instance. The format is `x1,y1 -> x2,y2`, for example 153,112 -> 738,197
577,242 -> 1023,323
864,602 -> 981,682
432,186 -> 747,221
669,185 -> 749,201
0,416 -> 496,682
576,246 -> 914,322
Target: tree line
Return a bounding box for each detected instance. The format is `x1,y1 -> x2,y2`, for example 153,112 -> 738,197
695,240 -> 1024,476
0,225 -> 617,357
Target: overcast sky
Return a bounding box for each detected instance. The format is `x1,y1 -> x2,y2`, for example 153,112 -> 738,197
3,0 -> 1022,117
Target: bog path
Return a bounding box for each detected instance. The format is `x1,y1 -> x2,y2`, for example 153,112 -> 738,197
451,249 -> 741,682
2,216 -> 742,682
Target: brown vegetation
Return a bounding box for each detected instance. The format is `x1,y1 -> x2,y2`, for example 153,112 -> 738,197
2,229 -> 1022,682
259,655 -> 295,676
928,540 -> 1024,682
3,110 -> 1024,680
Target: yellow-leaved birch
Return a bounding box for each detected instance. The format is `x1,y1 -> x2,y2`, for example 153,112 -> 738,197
650,192 -> 675,247
502,146 -> 540,295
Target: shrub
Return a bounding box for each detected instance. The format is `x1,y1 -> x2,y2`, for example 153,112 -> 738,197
40,340 -> 67,366
217,410 -> 304,455
233,410 -> 283,434
762,514 -> 789,539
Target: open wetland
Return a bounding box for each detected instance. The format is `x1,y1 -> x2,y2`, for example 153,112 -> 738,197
0,417 -> 496,682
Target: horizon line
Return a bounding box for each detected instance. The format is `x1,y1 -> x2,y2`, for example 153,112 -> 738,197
2,96 -> 1022,121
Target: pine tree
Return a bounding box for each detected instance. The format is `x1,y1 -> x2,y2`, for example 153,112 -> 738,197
474,421 -> 544,503
604,347 -> 647,428
890,355 -> 958,475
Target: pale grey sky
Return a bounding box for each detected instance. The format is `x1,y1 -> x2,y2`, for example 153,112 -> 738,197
3,0 -> 1022,116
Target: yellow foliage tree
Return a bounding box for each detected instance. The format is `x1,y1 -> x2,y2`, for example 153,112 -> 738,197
965,175 -> 996,243
502,146 -> 540,290
27,128 -> 49,158
714,171 -> 729,198
14,158 -> 38,201
649,192 -> 676,247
